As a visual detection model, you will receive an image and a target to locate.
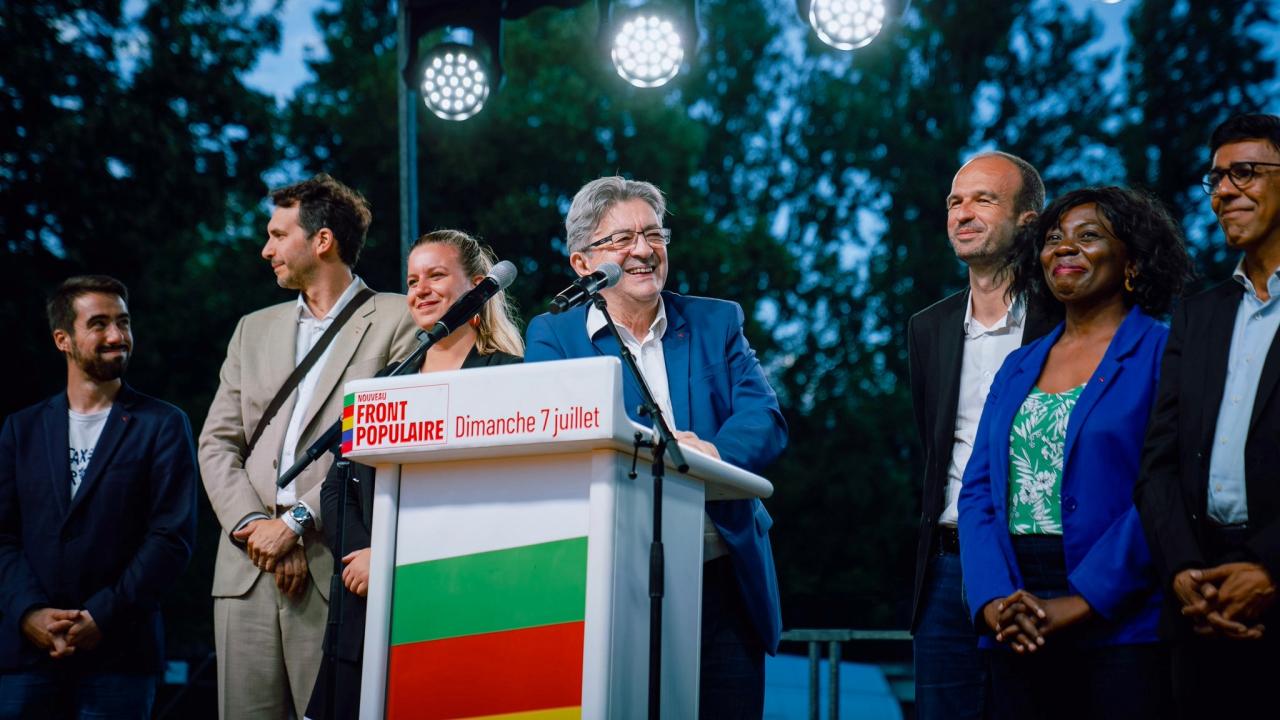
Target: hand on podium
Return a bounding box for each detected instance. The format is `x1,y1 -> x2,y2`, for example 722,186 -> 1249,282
674,430 -> 719,461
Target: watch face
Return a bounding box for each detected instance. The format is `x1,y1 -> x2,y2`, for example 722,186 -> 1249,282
291,506 -> 309,524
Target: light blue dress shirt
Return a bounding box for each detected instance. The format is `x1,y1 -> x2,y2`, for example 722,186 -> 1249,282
1206,261 -> 1280,525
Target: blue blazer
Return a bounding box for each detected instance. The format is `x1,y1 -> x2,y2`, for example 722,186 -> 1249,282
525,291 -> 788,653
0,385 -> 198,672
958,306 -> 1165,648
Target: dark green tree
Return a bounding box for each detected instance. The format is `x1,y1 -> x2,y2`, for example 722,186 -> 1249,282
1120,0 -> 1278,281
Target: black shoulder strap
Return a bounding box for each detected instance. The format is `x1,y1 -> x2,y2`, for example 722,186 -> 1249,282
245,288 -> 377,457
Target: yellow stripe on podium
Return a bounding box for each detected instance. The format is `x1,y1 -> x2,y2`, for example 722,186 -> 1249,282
467,708 -> 581,720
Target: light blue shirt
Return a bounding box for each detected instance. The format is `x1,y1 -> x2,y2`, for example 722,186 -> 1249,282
1206,260 -> 1280,525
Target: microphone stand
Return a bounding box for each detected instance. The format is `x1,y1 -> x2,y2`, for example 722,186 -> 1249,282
590,294 -> 687,720
281,331 -> 437,717
323,456 -> 353,718
277,329 -> 436,489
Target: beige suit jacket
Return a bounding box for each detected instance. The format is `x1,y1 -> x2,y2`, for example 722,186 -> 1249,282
199,285 -> 419,599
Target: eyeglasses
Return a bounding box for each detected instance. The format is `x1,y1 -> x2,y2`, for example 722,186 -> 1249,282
1201,161 -> 1280,195
584,227 -> 672,253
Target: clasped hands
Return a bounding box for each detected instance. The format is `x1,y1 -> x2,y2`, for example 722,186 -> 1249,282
1172,562 -> 1275,640
982,590 -> 1094,654
233,518 -> 308,598
20,608 -> 100,658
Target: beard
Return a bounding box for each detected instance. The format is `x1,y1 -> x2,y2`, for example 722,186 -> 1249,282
72,344 -> 130,382
951,224 -> 1018,270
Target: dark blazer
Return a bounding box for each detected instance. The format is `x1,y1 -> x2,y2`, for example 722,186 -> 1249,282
959,307 -> 1166,648
307,348 -> 522,719
0,384 -> 198,673
525,292 -> 789,653
907,290 -> 1056,631
1135,280 -> 1280,596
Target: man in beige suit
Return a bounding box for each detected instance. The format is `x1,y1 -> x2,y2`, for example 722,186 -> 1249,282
199,174 -> 418,718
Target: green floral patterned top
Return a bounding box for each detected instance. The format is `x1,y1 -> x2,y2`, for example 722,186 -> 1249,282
1007,384 -> 1085,535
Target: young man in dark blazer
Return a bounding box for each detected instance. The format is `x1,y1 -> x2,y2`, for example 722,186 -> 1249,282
0,276 -> 198,718
1135,113 -> 1280,717
908,152 -> 1054,720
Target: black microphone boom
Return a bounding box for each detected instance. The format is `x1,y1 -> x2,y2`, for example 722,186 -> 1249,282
276,260 -> 518,488
549,263 -> 622,314
424,260 -> 518,341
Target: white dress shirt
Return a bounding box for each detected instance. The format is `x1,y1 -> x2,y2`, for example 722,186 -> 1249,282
938,293 -> 1026,527
586,300 -> 730,561
277,276 -> 366,508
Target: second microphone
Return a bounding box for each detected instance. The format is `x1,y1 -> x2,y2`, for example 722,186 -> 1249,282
549,262 -> 623,314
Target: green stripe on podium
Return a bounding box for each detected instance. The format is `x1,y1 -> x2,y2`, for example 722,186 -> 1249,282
391,536 -> 588,645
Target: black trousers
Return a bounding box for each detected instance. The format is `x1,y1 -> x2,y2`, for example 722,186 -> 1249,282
699,555 -> 765,719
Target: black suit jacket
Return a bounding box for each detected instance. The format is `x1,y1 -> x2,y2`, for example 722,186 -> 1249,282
907,290 -> 1057,631
312,349 -> 522,710
1135,280 -> 1280,594
0,385 -> 198,672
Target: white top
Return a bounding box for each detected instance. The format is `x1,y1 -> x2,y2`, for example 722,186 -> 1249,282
587,300 -> 730,561
277,276 -> 366,507
938,293 -> 1026,527
69,408 -> 111,499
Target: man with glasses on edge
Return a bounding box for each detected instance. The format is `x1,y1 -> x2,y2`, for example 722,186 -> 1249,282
1136,113 -> 1280,717
525,176 -> 788,718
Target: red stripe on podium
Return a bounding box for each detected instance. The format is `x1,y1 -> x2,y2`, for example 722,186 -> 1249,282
386,621 -> 585,719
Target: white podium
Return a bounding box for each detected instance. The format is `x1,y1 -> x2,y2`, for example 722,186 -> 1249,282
341,357 -> 773,719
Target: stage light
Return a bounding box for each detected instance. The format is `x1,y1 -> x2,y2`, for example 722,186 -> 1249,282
611,14 -> 684,88
807,0 -> 886,51
421,42 -> 491,121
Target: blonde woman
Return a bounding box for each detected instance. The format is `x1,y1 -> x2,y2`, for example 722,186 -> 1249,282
306,230 -> 523,719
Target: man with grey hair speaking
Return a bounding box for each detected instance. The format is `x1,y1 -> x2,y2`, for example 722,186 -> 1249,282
526,176 -> 788,717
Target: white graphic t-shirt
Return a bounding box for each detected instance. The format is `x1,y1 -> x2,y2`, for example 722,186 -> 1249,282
69,408 -> 110,499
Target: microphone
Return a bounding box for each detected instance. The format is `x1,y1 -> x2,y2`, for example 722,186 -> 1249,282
424,260 -> 518,342
549,263 -> 623,314
277,261 -> 517,489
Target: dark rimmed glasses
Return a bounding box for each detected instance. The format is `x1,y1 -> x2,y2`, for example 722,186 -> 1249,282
1202,161 -> 1280,196
584,228 -> 672,253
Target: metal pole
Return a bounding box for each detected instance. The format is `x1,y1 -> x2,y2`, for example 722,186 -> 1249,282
808,641 -> 820,720
828,640 -> 841,719
397,0 -> 419,290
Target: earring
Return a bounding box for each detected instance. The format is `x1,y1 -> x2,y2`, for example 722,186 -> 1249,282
469,315 -> 481,329
1124,271 -> 1136,293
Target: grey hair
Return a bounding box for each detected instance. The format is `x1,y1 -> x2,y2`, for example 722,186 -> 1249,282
564,176 -> 667,253
967,151 -> 1045,216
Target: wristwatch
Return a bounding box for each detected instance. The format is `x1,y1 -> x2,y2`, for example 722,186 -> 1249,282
283,503 -> 314,535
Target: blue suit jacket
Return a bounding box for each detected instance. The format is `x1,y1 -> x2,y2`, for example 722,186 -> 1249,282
0,384 -> 198,672
959,306 -> 1165,648
525,292 -> 788,653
